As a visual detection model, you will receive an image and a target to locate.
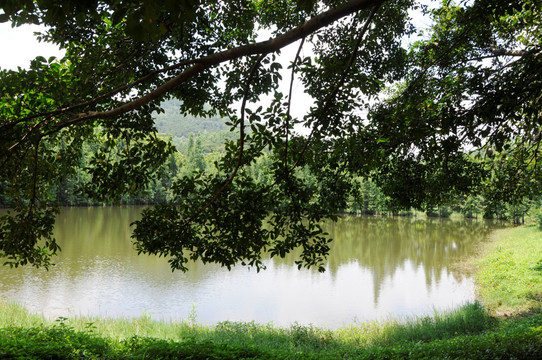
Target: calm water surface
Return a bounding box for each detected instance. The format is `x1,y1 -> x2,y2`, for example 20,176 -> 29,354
0,207 -> 502,328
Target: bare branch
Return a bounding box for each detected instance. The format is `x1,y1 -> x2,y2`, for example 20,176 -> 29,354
464,48 -> 541,63
491,48 -> 540,57
28,138 -> 41,218
285,37 -> 306,167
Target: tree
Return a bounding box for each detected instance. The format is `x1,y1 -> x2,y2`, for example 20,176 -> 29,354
0,0 -> 540,270
366,1 -> 542,210
185,133 -> 206,173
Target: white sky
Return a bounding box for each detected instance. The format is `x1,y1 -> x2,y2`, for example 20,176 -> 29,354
0,23 -> 64,70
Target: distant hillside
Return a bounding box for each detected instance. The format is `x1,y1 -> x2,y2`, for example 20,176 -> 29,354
153,99 -> 234,153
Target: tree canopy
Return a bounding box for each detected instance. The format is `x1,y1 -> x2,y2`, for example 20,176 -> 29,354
0,0 -> 540,271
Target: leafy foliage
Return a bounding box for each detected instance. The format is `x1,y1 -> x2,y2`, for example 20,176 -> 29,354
367,0 -> 542,211
154,99 -> 232,152
0,0 -> 541,269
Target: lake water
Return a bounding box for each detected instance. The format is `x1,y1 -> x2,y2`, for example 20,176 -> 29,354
0,207 -> 501,328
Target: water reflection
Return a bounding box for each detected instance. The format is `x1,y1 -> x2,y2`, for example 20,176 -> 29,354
323,216 -> 496,304
0,207 -> 502,328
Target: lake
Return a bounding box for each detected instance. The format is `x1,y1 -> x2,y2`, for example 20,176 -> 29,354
0,206 -> 502,328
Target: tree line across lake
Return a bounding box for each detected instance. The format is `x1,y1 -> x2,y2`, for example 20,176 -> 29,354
1,100 -> 536,225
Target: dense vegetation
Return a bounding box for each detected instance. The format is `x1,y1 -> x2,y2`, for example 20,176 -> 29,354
1,3 -> 540,357
1,0 -> 541,270
1,97 -> 534,225
154,98 -> 232,153
1,225 -> 541,359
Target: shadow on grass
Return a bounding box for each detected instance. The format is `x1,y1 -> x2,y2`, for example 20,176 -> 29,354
532,259 -> 542,273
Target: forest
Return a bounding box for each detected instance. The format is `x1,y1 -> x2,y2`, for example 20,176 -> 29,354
1,98 -> 535,226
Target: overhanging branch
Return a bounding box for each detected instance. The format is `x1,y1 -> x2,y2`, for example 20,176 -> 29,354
50,0 -> 385,130
183,54 -> 266,224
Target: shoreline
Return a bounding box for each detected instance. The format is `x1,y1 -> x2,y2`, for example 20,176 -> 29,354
1,225 -> 541,358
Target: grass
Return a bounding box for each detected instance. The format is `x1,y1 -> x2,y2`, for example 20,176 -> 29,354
1,225 -> 542,358
0,307 -> 541,359
475,225 -> 542,315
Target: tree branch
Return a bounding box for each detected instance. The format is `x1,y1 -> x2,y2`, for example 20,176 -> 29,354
184,54 -> 266,224
288,2 -> 382,170
1,59 -> 198,131
46,0 -> 385,131
28,138 -> 41,218
464,48 -> 541,63
5,0 -> 385,159
262,2 -> 383,194
285,37 -> 306,167
491,48 -> 540,57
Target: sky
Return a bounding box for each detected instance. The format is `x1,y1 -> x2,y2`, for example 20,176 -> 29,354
0,22 -> 64,70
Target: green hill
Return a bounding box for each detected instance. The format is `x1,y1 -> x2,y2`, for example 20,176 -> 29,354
154,99 -> 234,153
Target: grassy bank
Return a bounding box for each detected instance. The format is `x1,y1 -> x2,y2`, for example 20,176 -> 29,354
475,225 -> 542,316
1,226 -> 542,359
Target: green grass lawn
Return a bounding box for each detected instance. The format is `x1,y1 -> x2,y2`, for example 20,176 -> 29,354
475,225 -> 542,315
1,225 -> 542,359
